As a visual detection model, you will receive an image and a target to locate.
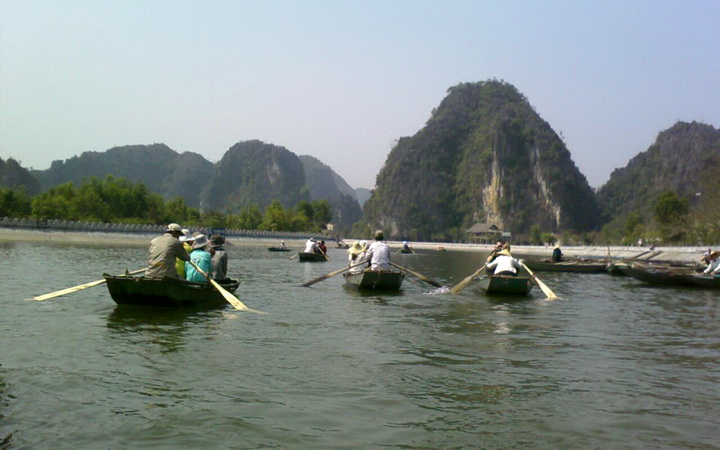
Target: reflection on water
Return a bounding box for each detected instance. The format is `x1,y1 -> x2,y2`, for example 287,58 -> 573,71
1,242 -> 719,448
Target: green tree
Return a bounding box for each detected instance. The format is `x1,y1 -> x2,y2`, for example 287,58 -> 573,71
529,225 -> 542,245
654,191 -> 689,242
0,188 -> 32,217
236,204 -> 262,230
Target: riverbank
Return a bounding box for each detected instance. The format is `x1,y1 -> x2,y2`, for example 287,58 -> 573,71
0,228 -> 707,264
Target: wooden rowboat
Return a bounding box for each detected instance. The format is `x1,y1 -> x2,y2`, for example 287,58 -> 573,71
298,252 -> 328,262
688,274 -> 720,288
268,247 -> 291,252
477,274 -> 534,295
523,259 -> 608,273
618,264 -> 699,287
104,274 -> 240,308
343,270 -> 404,291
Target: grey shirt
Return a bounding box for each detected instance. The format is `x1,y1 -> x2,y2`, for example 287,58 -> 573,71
212,247 -> 229,280
146,233 -> 189,278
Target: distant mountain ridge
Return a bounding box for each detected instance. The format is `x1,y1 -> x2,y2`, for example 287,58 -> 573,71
596,121 -> 720,222
363,80 -> 601,240
29,140 -> 363,228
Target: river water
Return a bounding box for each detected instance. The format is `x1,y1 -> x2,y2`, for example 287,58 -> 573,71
1,239 -> 718,449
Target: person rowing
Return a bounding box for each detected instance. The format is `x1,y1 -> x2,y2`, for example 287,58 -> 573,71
486,243 -> 521,276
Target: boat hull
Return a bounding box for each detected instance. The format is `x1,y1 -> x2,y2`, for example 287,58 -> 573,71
298,252 -> 327,262
524,259 -> 608,273
478,275 -> 534,295
104,275 -> 240,308
343,270 -> 404,291
619,265 -> 698,286
689,274 -> 720,288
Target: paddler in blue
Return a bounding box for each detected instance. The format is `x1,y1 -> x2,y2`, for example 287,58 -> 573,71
185,234 -> 213,283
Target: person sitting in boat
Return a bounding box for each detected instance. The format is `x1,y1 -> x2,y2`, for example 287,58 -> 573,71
185,234 -> 213,283
176,229 -> 195,278
304,238 -> 318,253
147,223 -> 190,278
365,230 -> 392,271
348,240 -> 368,274
486,241 -> 504,263
552,244 -> 563,262
280,240 -> 287,250
402,241 -> 412,253
702,251 -> 720,275
318,240 -> 328,254
702,248 -> 712,264
486,244 -> 522,276
209,234 -> 228,281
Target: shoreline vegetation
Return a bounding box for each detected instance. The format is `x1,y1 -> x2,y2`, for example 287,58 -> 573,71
0,227 -> 705,264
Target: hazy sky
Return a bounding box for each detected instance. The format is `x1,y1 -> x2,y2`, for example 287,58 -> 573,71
1,1 -> 718,190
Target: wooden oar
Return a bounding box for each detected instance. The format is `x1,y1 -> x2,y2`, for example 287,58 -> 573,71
449,263 -> 488,294
187,261 -> 263,313
301,260 -> 367,287
521,262 -> 558,300
290,253 -> 299,260
33,267 -> 147,301
318,247 -> 330,261
389,262 -> 442,288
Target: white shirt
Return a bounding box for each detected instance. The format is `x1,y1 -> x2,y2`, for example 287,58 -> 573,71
304,240 -> 317,253
486,254 -> 521,275
703,258 -> 720,274
365,241 -> 391,271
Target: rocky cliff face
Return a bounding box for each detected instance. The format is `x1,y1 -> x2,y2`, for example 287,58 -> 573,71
597,121 -> 720,221
0,157 -> 40,195
363,80 -> 601,240
298,155 -> 363,227
202,140 -> 309,212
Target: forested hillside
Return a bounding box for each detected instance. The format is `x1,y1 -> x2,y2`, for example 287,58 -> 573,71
596,121 -> 720,243
597,121 -> 720,220
33,144 -> 213,207
0,157 -> 40,195
298,155 -> 362,227
363,80 -> 601,241
202,140 -> 309,212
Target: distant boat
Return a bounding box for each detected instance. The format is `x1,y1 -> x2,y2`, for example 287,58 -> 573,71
268,247 -> 291,252
343,270 -> 404,291
298,252 -> 328,262
104,274 -> 240,308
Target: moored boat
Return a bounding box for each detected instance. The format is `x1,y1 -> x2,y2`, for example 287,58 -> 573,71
477,274 -> 534,295
618,264 -> 699,287
688,274 -> 720,288
298,251 -> 328,262
524,259 -> 608,273
343,270 -> 404,291
104,274 -> 240,308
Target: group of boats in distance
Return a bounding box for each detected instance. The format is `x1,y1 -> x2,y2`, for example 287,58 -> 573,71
35,244 -> 716,311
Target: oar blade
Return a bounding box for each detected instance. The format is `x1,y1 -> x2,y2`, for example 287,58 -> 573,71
32,267 -> 147,301
449,263 -> 487,294
389,262 -> 443,288
521,262 -> 558,300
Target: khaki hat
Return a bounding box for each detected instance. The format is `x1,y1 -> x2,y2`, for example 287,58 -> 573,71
192,234 -> 209,249
374,230 -> 384,240
166,223 -> 182,232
